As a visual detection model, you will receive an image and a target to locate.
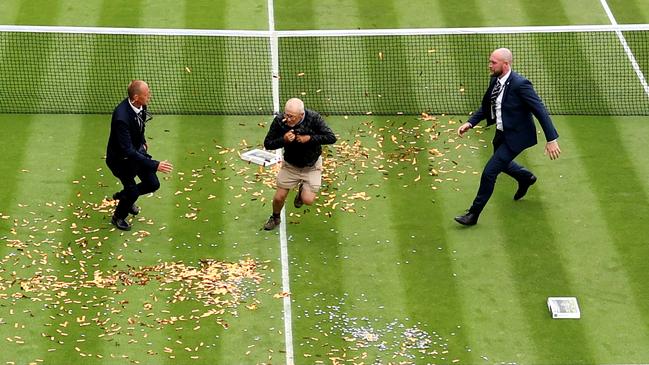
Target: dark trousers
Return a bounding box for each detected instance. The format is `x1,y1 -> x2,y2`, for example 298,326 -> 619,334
470,130 -> 534,215
113,169 -> 160,219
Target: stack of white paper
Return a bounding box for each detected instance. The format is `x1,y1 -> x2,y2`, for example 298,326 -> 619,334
547,297 -> 581,319
241,149 -> 282,167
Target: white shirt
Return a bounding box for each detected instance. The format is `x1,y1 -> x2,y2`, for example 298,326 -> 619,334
128,99 -> 143,127
494,70 -> 511,131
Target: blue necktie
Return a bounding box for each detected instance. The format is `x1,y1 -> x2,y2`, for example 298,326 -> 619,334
490,80 -> 502,119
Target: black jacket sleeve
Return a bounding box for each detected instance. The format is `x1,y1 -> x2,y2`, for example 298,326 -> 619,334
308,113 -> 337,145
264,117 -> 287,150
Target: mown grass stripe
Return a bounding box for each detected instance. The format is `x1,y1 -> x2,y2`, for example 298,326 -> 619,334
0,116 -> 33,224
333,163 -> 408,302
132,116 -> 186,365
566,117 -> 649,354
38,116 -> 115,364
606,0 -> 649,24
274,0 -> 314,30
394,0 -> 446,28
332,174 -> 412,360
357,0 -> 418,114
223,0 -> 269,30
184,0 -> 227,30
287,207 -> 347,359
442,123 -> 542,363
437,0 -> 489,28
284,118 -> 348,360
533,116 -> 649,362
199,116 -> 284,363
276,0 -> 327,114
434,0 -> 489,116
382,118 -> 474,362
14,0 -> 60,25
158,116 -> 226,365
96,0 -> 143,28
558,0 -> 611,24
0,115 -> 84,364
0,2 -> 20,24
166,2 -> 229,358
493,152 -> 598,364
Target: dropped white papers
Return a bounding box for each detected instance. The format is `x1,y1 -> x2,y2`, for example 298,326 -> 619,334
547,297 -> 580,319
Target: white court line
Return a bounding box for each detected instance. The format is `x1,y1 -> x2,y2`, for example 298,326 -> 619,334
599,0 -> 649,98
267,0 -> 281,114
277,183 -> 294,365
274,148 -> 295,365
267,0 -> 294,363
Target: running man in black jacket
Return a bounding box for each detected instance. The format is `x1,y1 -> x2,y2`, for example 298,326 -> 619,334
262,98 -> 337,230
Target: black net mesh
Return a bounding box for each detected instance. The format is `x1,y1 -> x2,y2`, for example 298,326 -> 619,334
0,29 -> 647,115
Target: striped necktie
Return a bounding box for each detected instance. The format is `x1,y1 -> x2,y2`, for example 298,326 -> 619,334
490,80 -> 502,119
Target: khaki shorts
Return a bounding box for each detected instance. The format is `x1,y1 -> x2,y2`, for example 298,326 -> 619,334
276,157 -> 322,192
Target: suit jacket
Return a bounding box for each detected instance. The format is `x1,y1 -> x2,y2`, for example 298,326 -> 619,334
106,98 -> 158,175
467,71 -> 559,153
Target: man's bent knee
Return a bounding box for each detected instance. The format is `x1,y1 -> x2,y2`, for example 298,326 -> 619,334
301,191 -> 317,205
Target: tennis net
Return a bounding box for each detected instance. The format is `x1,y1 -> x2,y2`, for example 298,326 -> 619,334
0,24 -> 647,115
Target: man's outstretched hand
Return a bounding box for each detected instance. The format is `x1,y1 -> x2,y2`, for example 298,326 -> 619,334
457,122 -> 472,137
545,140 -> 561,160
157,160 -> 174,173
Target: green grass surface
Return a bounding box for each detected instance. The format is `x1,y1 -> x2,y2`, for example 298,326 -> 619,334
0,0 -> 268,29
608,0 -> 649,23
2,114 -> 649,364
1,0 -> 649,364
273,0 -> 613,29
0,115 -> 287,364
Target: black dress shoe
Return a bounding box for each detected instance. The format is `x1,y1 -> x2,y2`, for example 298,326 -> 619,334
514,175 -> 537,201
112,192 -> 140,215
294,183 -> 304,208
111,215 -> 132,231
454,212 -> 479,226
129,204 -> 140,215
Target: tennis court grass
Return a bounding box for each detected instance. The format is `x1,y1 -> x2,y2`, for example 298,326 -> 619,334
1,0 -> 649,363
3,114 -> 649,364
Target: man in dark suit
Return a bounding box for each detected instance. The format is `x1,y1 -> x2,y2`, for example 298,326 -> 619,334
106,80 -> 173,231
455,48 -> 561,226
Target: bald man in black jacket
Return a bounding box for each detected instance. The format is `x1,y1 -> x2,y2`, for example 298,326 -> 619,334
106,80 -> 173,231
262,98 -> 337,230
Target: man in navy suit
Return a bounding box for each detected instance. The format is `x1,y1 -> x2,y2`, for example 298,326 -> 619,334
106,80 -> 173,231
455,48 -> 561,226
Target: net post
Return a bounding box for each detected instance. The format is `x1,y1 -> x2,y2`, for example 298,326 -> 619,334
268,1 -> 280,114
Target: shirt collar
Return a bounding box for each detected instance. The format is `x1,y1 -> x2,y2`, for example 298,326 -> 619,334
498,70 -> 512,85
128,98 -> 142,115
296,111 -> 305,125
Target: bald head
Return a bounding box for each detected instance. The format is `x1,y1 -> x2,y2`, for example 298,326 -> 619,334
283,98 -> 305,126
127,80 -> 150,107
489,48 -> 513,77
284,98 -> 305,114
492,48 -> 513,64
